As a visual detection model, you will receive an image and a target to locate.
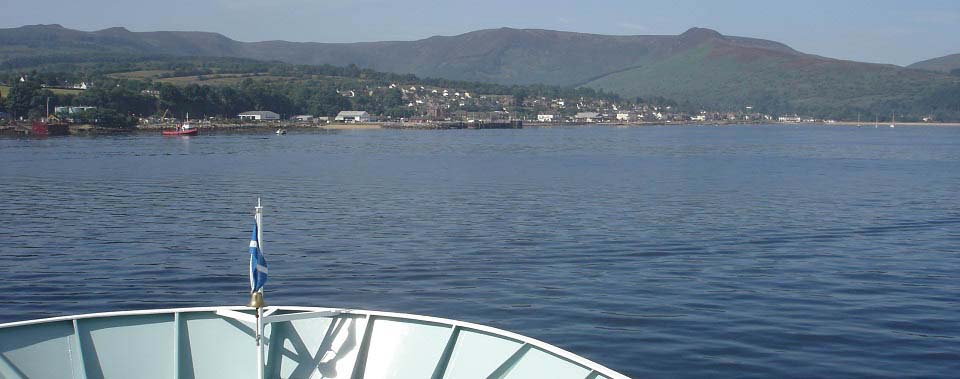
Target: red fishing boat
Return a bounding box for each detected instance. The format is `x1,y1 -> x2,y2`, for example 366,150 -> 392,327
31,120 -> 70,136
162,122 -> 198,136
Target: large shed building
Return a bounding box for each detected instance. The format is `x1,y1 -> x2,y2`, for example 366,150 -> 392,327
335,111 -> 371,123
239,111 -> 280,121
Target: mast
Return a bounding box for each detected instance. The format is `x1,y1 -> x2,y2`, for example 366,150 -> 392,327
255,197 -> 264,379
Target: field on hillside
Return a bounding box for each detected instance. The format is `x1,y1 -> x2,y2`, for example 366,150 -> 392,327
149,73 -> 371,88
1,84 -> 84,97
48,87 -> 85,95
153,73 -> 281,85
108,70 -> 173,80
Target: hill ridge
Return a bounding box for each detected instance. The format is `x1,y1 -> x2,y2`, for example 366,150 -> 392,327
1,24 -> 958,119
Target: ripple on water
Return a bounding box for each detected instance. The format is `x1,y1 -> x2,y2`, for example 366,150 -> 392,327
2,126 -> 960,378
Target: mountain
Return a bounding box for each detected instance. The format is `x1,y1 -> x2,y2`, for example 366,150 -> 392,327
2,24 -> 958,118
0,24 -> 799,87
908,53 -> 960,73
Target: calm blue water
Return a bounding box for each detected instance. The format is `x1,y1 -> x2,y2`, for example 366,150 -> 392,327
1,125 -> 959,378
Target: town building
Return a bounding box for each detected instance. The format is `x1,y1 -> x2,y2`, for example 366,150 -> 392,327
54,106 -> 97,115
574,112 -> 601,123
778,115 -> 801,123
616,112 -> 638,122
292,115 -> 314,122
537,114 -> 558,122
239,111 -> 280,121
335,111 -> 371,123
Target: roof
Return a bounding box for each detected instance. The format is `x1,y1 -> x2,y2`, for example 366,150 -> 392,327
239,111 -> 279,116
575,112 -> 600,118
336,111 -> 369,117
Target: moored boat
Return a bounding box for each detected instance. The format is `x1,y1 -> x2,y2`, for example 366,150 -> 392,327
162,123 -> 198,136
31,121 -> 70,136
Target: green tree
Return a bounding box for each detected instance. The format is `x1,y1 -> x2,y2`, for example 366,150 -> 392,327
6,80 -> 43,119
73,108 -> 136,129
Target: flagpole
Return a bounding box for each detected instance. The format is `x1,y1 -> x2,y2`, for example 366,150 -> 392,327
254,197 -> 265,379
256,304 -> 264,379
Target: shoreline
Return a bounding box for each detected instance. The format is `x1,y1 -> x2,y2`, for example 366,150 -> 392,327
5,120 -> 960,137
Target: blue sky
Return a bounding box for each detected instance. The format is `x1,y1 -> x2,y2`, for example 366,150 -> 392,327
1,0 -> 957,65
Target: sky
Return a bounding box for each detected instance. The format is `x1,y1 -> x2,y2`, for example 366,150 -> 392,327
1,0 -> 958,66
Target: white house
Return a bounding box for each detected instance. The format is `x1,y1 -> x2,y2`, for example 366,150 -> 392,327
616,112 -> 637,122
292,115 -> 314,122
335,111 -> 371,123
574,112 -> 601,122
239,111 -> 280,121
778,115 -> 801,123
537,114 -> 557,122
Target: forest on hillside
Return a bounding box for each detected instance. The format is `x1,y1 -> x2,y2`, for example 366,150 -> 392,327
0,55 -> 625,127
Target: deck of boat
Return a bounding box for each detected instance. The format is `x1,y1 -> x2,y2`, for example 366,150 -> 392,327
0,306 -> 628,379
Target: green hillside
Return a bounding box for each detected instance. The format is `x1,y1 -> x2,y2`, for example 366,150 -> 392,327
2,24 -> 960,120
584,40 -> 960,118
908,53 -> 960,74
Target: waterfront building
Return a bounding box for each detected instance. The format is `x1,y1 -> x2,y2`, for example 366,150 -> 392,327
292,115 -> 314,122
616,112 -> 638,122
54,106 -> 97,115
574,112 -> 601,122
239,111 -> 280,121
335,111 -> 371,123
537,114 -> 557,122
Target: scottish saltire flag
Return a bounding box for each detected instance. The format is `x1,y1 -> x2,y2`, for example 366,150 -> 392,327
249,220 -> 268,292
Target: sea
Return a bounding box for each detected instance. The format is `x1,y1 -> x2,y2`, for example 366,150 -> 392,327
1,125 -> 958,378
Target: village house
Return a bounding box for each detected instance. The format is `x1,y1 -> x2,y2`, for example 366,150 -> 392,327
292,115 -> 314,122
574,112 -> 602,123
335,111 -> 371,123
537,114 -> 558,122
239,111 -> 280,121
616,112 -> 638,122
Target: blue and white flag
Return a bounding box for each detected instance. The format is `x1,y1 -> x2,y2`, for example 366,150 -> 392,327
249,220 -> 268,293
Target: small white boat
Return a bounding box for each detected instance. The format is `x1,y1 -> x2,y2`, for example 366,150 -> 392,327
276,128 -> 287,135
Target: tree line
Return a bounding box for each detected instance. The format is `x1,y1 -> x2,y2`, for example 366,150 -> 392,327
0,56 -> 626,127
